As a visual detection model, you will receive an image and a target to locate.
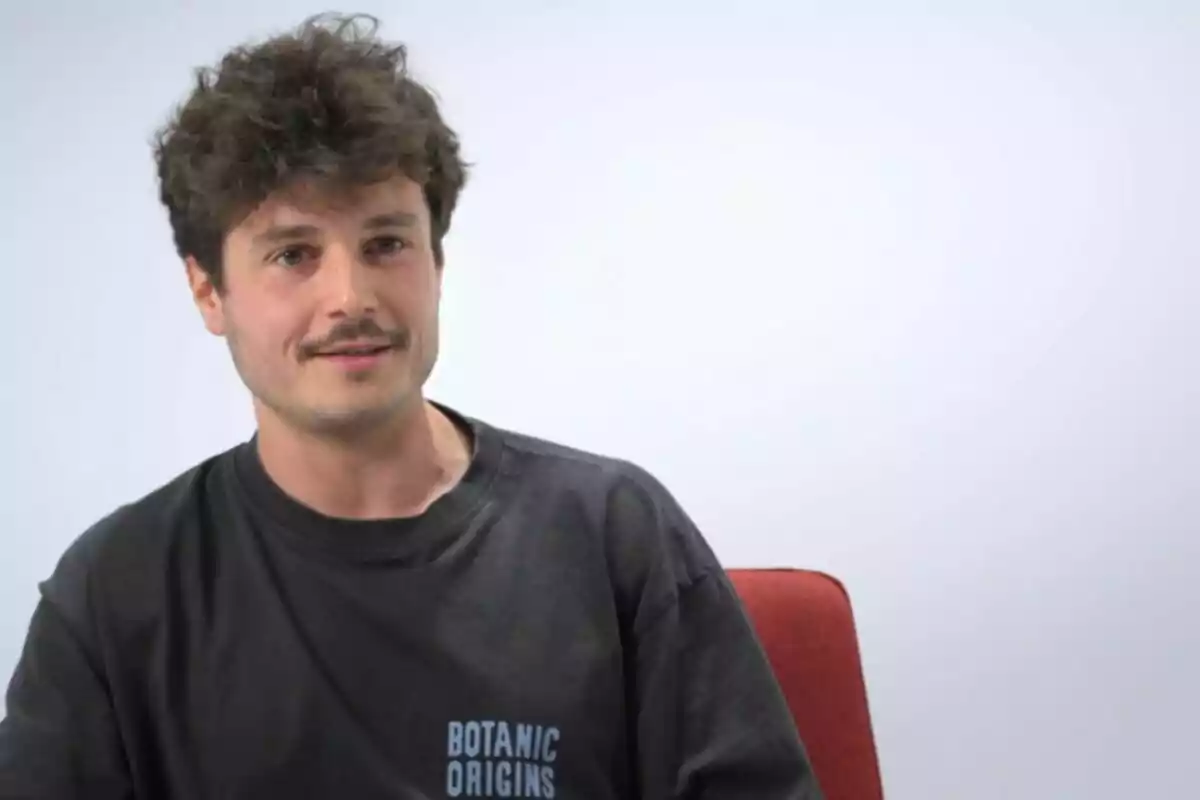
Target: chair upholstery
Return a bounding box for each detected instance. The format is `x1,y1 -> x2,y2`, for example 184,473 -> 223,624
727,568 -> 884,800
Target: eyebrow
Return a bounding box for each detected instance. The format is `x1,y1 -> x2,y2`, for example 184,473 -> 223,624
252,212 -> 420,247
363,211 -> 420,230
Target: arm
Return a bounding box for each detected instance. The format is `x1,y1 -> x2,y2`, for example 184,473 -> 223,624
0,567 -> 132,798
603,462 -> 822,799
630,567 -> 823,799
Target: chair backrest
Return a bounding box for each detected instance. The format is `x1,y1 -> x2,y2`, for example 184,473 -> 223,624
727,568 -> 884,800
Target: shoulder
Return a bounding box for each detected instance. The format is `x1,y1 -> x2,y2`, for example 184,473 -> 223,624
41,447 -> 237,633
488,418 -> 676,515
484,418 -> 722,621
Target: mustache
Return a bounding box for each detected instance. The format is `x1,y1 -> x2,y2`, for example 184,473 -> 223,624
298,317 -> 411,360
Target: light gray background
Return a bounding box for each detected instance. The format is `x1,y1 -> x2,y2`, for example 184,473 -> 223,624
2,2 -> 1196,798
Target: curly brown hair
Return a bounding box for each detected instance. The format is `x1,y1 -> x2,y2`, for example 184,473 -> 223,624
154,12 -> 468,291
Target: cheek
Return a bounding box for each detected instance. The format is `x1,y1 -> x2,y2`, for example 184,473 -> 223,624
225,297 -> 307,359
383,271 -> 439,327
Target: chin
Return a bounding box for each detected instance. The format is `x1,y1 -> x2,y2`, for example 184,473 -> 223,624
289,399 -> 407,438
255,382 -> 421,438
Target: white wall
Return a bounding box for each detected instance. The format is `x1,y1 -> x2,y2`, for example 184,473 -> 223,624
2,2 -> 1196,797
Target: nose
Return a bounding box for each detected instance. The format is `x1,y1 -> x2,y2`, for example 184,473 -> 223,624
321,243 -> 378,318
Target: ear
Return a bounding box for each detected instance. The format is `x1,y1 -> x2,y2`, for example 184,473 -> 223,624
185,256 -> 227,337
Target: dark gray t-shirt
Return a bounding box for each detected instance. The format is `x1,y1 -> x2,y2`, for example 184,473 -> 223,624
0,407 -> 821,799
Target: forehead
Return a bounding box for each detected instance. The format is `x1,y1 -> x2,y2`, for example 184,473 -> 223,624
233,173 -> 428,236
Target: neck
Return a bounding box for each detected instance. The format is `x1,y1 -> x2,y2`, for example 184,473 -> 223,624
254,398 -> 472,520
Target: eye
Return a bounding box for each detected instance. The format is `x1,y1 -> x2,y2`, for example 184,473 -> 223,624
363,236 -> 409,260
271,245 -> 316,269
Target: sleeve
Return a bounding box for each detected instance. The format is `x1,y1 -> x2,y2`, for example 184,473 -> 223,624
0,556 -> 133,798
603,463 -> 823,799
630,568 -> 824,799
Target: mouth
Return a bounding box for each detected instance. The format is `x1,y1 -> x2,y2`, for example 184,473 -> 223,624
311,341 -> 397,369
318,343 -> 394,357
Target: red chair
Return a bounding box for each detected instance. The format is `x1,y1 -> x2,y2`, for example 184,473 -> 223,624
728,569 -> 884,800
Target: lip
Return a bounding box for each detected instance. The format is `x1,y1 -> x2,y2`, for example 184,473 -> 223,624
313,344 -> 395,370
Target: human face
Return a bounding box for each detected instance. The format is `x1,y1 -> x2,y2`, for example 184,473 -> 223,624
187,174 -> 442,438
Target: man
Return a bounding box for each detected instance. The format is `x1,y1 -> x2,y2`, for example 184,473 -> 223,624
0,13 -> 821,799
